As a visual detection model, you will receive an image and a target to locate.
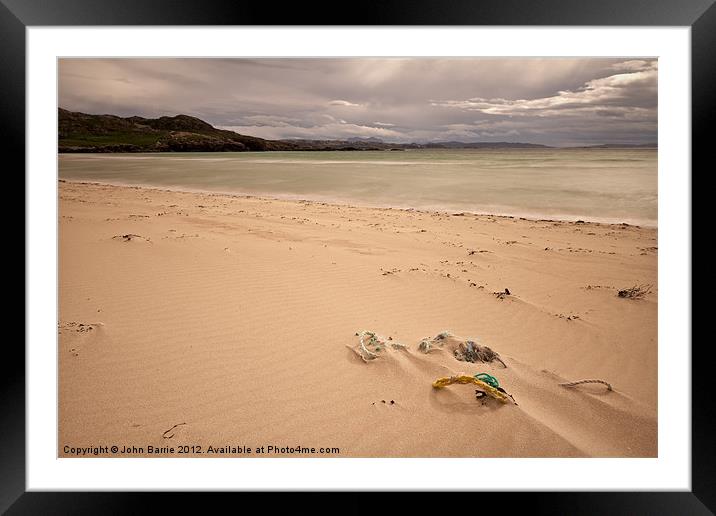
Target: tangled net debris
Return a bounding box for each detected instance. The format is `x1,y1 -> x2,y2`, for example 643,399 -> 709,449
350,330 -> 408,362
418,331 -> 452,353
353,330 -> 507,368
418,331 -> 506,367
453,340 -> 507,367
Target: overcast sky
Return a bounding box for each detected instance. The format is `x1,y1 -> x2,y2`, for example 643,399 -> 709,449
59,58 -> 657,146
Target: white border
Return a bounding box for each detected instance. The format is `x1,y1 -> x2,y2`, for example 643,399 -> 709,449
27,27 -> 691,491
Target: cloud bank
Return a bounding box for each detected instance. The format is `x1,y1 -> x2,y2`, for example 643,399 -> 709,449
59,58 -> 657,146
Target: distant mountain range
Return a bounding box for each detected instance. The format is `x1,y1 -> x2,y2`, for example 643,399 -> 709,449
570,143 -> 658,149
58,109 -> 656,153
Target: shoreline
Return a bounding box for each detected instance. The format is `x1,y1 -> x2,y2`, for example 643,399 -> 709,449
58,147 -> 659,155
58,178 -> 657,229
59,180 -> 657,458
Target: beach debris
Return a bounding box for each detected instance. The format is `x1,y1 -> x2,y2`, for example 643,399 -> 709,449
112,233 -> 151,243
432,373 -> 516,405
352,330 -> 506,368
373,400 -> 395,405
617,284 -> 652,299
417,332 -> 506,368
162,422 -> 187,439
59,321 -> 105,334
454,340 -> 507,368
350,330 -> 407,362
417,339 -> 432,352
374,400 -> 396,406
493,288 -> 511,299
418,331 -> 452,353
554,313 -> 580,321
474,372 -> 500,388
559,379 -> 613,391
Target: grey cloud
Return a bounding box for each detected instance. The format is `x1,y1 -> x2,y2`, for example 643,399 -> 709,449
59,57 -> 657,146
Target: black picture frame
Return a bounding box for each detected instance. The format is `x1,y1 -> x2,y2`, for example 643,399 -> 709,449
5,0 -> 708,512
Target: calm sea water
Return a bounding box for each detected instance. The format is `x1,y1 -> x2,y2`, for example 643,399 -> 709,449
58,149 -> 657,226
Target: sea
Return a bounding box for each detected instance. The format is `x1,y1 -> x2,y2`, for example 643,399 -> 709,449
58,148 -> 657,226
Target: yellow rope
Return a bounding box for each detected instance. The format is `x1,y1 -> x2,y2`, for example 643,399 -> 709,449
432,375 -> 511,403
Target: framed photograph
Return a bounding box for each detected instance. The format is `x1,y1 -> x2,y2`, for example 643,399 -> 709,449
7,0 -> 708,512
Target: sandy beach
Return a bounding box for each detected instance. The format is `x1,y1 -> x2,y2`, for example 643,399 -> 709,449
59,180 -> 657,457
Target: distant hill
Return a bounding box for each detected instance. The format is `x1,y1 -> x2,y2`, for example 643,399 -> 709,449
58,109 -> 559,153
572,143 -> 657,149
346,137 -> 385,143
59,108 -> 291,152
424,141 -> 550,149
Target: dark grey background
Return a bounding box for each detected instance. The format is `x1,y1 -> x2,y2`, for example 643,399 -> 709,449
4,0 -> 708,513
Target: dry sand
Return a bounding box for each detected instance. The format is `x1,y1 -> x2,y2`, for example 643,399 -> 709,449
59,180 -> 657,457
